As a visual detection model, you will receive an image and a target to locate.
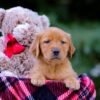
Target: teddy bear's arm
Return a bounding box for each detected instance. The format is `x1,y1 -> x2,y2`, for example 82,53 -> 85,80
0,36 -> 10,68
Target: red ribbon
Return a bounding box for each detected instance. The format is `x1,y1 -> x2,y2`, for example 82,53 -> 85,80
4,33 -> 25,58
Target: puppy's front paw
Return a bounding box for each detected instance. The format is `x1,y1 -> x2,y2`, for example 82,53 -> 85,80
64,78 -> 80,90
31,77 -> 45,86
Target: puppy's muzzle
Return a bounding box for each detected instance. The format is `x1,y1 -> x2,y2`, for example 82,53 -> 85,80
52,48 -> 60,57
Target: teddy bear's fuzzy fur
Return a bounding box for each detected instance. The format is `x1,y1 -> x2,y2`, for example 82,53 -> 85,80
0,6 -> 50,77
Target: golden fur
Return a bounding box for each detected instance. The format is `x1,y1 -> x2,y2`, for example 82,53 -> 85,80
29,27 -> 80,90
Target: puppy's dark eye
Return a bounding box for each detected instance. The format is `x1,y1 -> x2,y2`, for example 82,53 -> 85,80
61,40 -> 66,44
44,40 -> 50,43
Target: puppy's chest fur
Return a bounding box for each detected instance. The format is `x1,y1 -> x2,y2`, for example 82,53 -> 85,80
45,65 -> 60,80
38,60 -> 75,80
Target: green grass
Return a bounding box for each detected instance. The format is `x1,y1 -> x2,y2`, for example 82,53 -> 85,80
54,22 -> 100,46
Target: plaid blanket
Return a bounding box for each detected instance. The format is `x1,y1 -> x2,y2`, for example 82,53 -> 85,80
0,74 -> 96,100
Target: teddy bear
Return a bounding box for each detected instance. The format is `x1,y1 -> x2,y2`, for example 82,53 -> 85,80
0,6 -> 50,77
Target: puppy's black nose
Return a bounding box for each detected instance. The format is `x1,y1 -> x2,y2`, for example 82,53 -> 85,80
52,48 -> 60,56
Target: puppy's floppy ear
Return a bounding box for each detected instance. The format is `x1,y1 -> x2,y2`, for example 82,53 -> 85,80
68,35 -> 75,58
29,35 -> 41,58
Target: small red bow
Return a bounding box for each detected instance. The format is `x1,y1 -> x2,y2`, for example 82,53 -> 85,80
4,33 -> 25,58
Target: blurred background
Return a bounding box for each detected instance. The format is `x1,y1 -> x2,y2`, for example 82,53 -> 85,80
0,0 -> 100,99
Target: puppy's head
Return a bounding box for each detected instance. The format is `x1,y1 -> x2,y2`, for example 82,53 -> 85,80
29,27 -> 75,63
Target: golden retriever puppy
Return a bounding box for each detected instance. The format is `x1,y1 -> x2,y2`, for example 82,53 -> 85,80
29,27 -> 80,90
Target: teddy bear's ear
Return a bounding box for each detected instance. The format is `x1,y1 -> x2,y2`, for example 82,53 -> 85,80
0,8 -> 6,28
39,15 -> 50,29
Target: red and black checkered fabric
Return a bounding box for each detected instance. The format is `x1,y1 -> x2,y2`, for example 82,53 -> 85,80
0,74 -> 96,100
